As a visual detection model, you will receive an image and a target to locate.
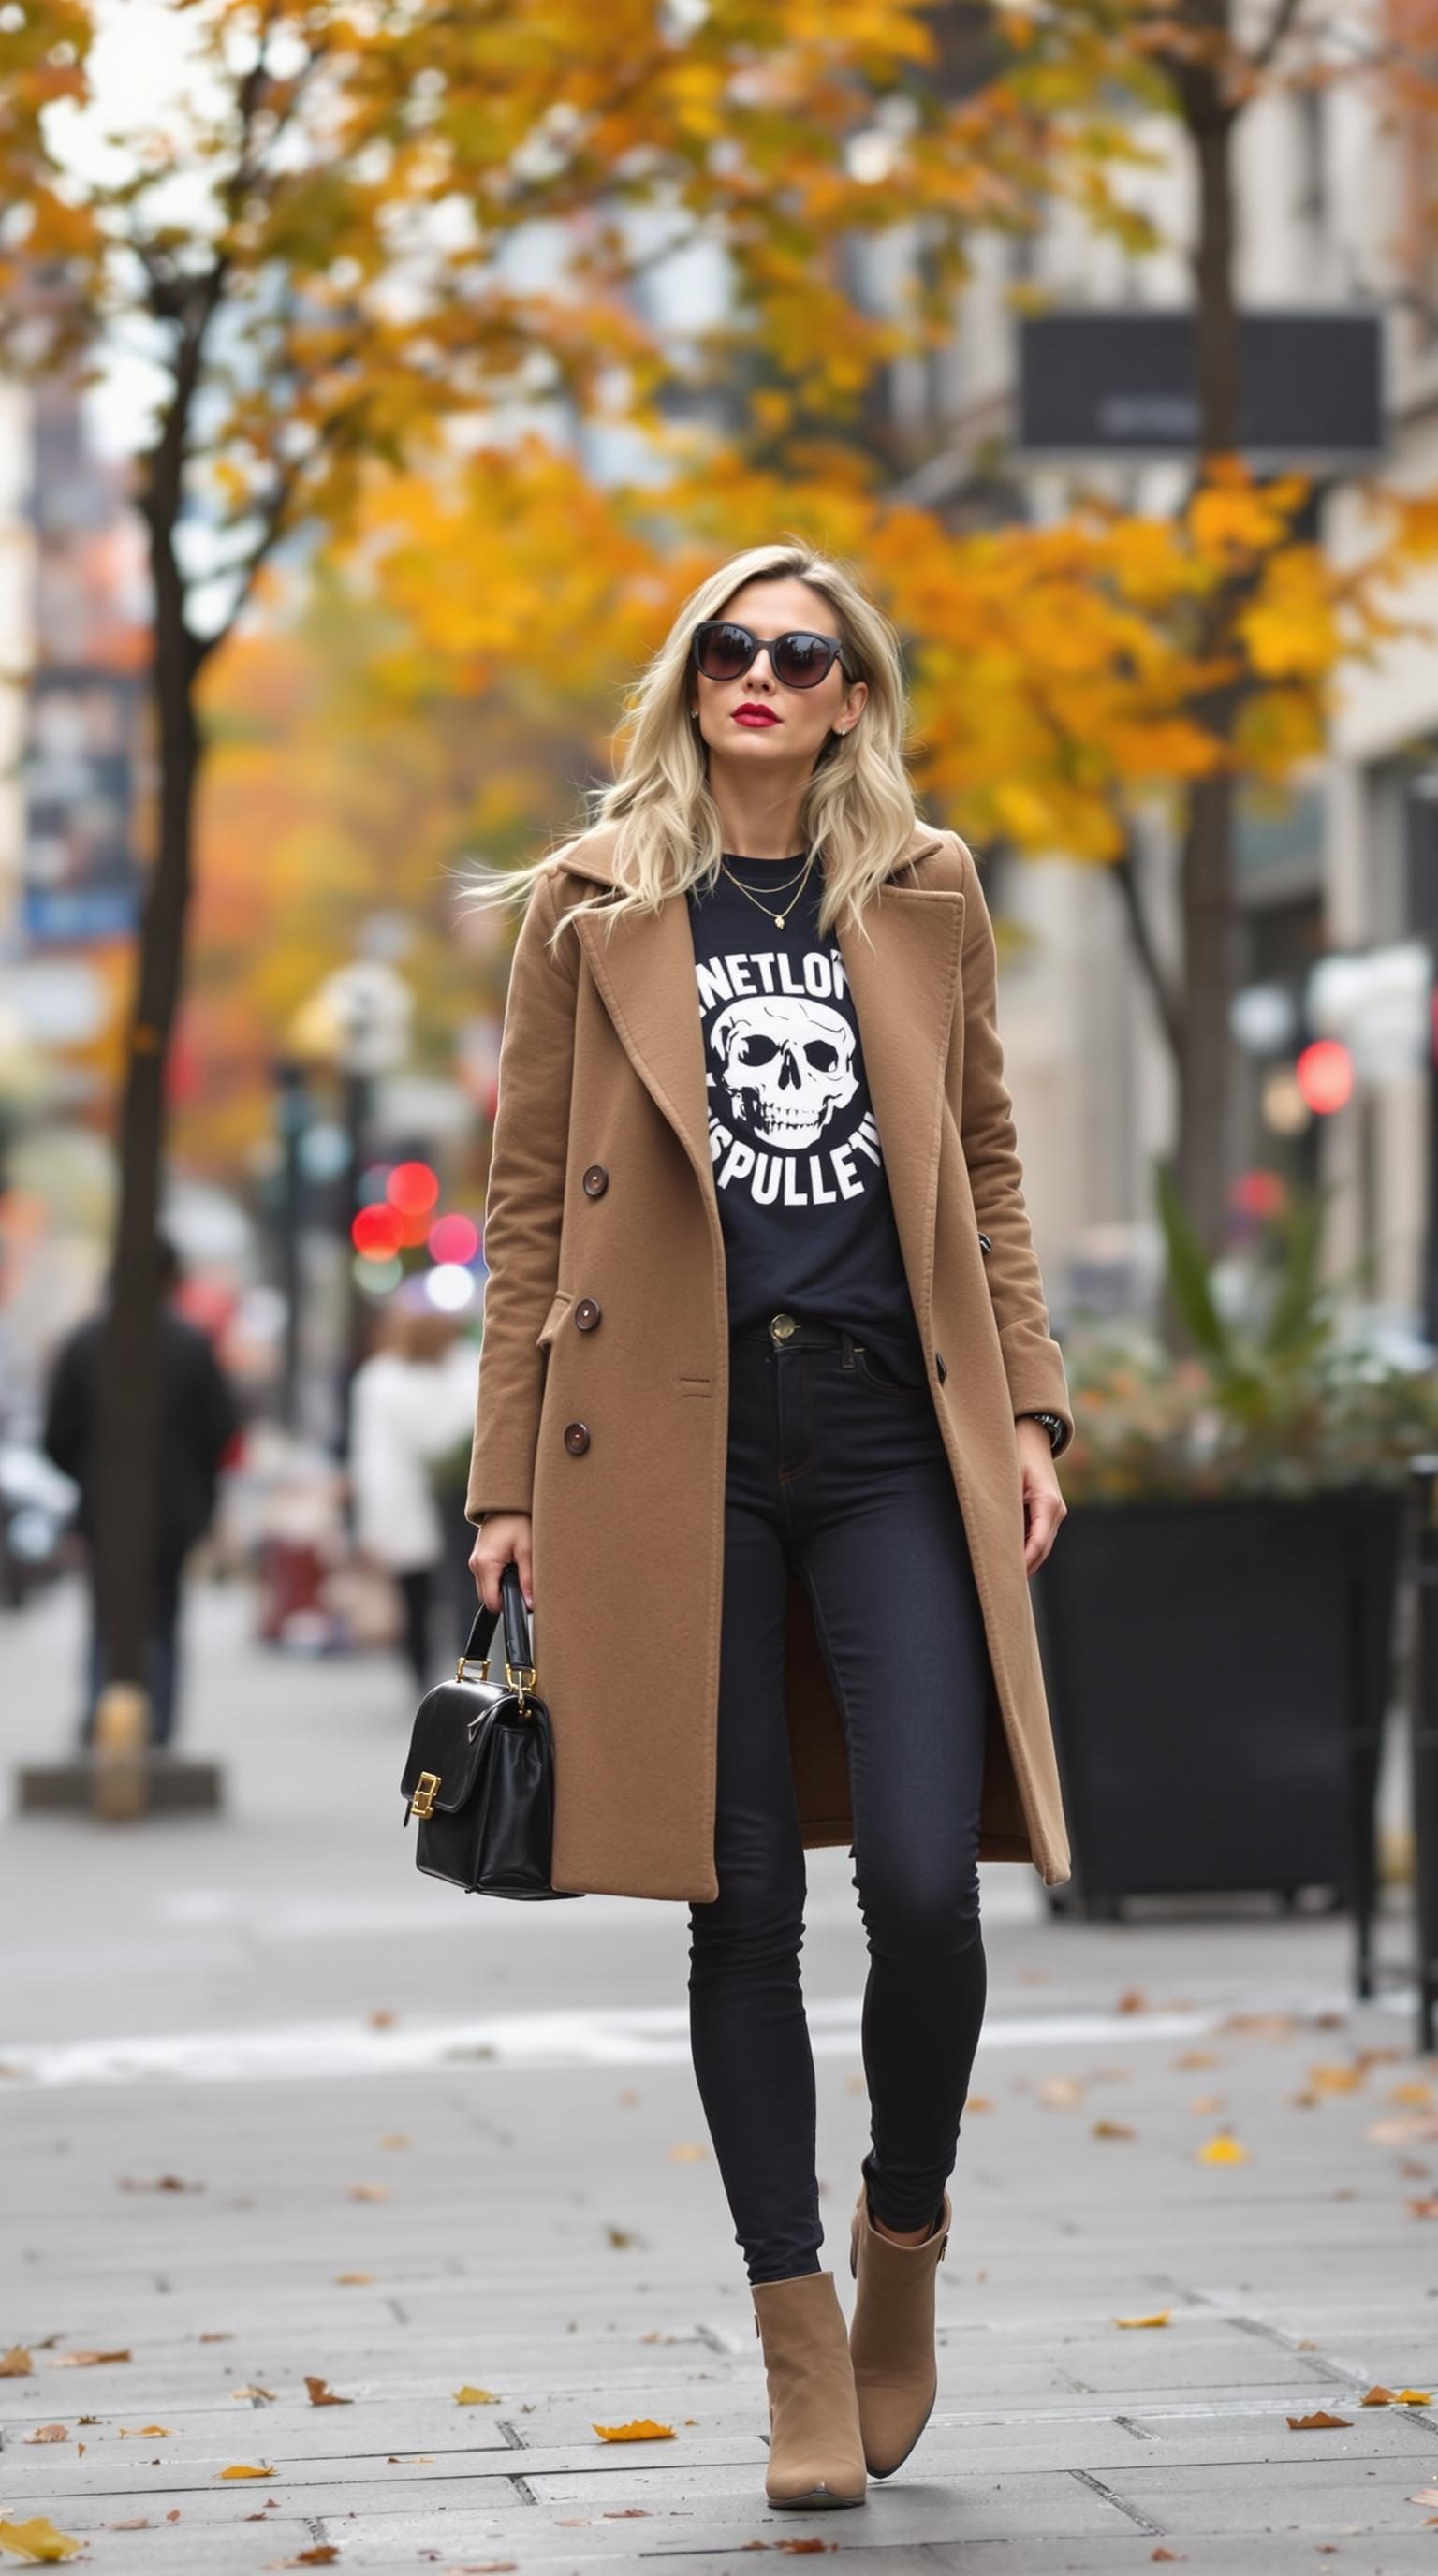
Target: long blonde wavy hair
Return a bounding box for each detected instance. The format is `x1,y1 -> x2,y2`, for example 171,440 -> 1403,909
462,540 -> 927,950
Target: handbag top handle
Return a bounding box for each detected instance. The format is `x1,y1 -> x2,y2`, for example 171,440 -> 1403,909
458,1559 -> 535,1688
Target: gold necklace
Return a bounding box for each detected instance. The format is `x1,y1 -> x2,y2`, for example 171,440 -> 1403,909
718,849 -> 816,931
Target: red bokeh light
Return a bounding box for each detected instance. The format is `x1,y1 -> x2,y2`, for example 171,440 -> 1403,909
1230,1169 -> 1286,1220
387,1161 -> 440,1216
430,1213 -> 480,1266
1295,1039 -> 1353,1116
352,1203 -> 404,1259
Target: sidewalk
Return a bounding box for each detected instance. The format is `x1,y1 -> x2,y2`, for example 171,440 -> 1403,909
2,1575 -> 1437,2575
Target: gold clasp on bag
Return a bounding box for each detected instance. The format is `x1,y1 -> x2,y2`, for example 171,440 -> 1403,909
506,1660 -> 537,1718
456,1652 -> 491,1682
410,1769 -> 441,1821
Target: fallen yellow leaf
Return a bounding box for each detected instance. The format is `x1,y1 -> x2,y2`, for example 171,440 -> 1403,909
119,2423 -> 173,2437
1197,2134 -> 1249,2165
1390,2083 -> 1433,2106
347,2183 -> 389,2202
303,2377 -> 352,2408
1398,2390 -> 1434,2405
54,2347 -> 130,2366
1308,2063 -> 1364,2094
0,2348 -> 33,2377
593,2418 -> 675,2441
334,2271 -> 373,2284
454,2386 -> 500,2406
218,2462 -> 273,2479
22,2426 -> 67,2446
0,2523 -> 82,2564
1114,2310 -> 1171,2330
1286,2409 -> 1350,2430
1361,2385 -> 1400,2405
1093,2120 -> 1137,2140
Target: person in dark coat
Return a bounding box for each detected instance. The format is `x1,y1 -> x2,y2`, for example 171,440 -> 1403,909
42,1235 -> 241,1749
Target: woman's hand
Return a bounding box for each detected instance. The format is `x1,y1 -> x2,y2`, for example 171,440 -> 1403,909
1016,1419 -> 1066,1576
468,1512 -> 534,1614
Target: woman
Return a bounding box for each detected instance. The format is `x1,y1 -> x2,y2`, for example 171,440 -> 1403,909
463,541 -> 1072,2512
349,1295 -> 478,1690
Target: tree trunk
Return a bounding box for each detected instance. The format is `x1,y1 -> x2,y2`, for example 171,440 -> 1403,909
91,534 -> 199,1711
1173,24 -> 1242,1256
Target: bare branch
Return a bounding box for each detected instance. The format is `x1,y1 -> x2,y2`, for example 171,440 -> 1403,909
1110,825 -> 1184,1066
1248,0 -> 1311,74
189,455 -> 304,673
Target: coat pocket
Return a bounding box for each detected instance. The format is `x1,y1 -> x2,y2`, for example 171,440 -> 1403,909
536,1289 -> 574,1351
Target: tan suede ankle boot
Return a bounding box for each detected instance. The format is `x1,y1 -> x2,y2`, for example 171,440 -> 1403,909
847,2176 -> 951,2477
749,2268 -> 868,2510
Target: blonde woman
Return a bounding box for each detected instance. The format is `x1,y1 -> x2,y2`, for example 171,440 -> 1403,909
463,542 -> 1072,2510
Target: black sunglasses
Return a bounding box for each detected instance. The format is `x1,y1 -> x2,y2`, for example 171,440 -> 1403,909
691,620 -> 856,692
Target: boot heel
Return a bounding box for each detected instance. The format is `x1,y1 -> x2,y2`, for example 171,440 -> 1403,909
749,2269 -> 868,2510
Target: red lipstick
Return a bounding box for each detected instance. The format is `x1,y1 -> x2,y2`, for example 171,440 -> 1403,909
733,702 -> 779,727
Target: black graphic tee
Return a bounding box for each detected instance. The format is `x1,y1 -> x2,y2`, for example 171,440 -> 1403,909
686,851 -> 928,1388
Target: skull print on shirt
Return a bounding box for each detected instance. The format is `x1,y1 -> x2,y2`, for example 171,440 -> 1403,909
709,993 -> 858,1151
685,851 -> 928,1382
694,930 -> 885,1206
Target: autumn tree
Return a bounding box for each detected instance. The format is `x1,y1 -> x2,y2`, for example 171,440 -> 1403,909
0,0 -> 1133,1744
990,0 -> 1438,1243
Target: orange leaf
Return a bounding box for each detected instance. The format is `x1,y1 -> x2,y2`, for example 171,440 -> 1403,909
54,2347 -> 130,2365
454,2386 -> 500,2406
1285,2410 -> 1350,2430
0,2348 -> 34,2377
593,2418 -> 675,2441
1197,2134 -> 1249,2165
1093,2119 -> 1137,2139
120,2423 -> 172,2437
218,2463 -> 274,2479
1114,2309 -> 1171,2329
1361,2385 -> 1400,2405
22,2427 -> 67,2445
303,2377 -> 352,2407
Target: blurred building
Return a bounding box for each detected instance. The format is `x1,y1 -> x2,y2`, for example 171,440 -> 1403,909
845,22 -> 1434,1340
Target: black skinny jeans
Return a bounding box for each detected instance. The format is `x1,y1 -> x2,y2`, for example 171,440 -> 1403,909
686,1315 -> 990,2286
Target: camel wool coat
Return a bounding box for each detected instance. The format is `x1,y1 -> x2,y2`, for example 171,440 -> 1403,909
465,819 -> 1075,1899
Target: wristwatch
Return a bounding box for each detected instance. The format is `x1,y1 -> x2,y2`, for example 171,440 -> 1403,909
1020,1410 -> 1066,1456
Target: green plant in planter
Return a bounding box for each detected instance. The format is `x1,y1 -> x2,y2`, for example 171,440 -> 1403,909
1059,1163 -> 1438,1504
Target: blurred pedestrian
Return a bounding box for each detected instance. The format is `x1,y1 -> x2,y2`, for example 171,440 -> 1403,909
347,1292 -> 477,1693
462,540 -> 1074,2509
42,1233 -> 242,1750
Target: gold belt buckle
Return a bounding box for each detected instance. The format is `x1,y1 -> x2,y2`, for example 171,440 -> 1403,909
411,1770 -> 441,1821
770,1311 -> 798,1341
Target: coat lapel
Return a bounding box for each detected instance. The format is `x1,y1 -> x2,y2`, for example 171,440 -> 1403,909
565,825 -> 964,1318
834,875 -> 965,1334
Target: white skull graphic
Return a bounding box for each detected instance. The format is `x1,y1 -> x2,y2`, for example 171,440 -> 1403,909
710,995 -> 858,1149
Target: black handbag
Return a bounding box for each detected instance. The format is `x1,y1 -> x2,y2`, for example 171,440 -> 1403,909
400,1561 -> 581,1900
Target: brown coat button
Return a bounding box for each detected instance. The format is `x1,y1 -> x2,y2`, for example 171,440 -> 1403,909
564,1421 -> 591,1455
574,1298 -> 602,1331
582,1164 -> 609,1197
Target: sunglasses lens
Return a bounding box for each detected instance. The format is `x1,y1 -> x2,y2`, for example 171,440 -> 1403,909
697,622 -> 754,681
772,633 -> 835,688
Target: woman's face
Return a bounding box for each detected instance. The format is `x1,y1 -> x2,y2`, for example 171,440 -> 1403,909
689,577 -> 869,779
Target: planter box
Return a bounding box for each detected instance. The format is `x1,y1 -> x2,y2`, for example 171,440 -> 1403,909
1032,1484 -> 1404,1919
